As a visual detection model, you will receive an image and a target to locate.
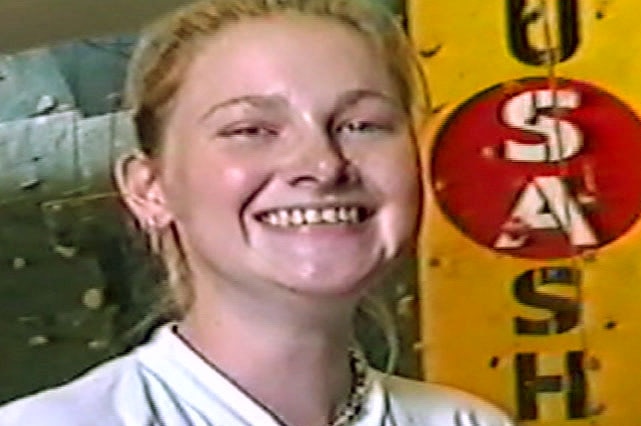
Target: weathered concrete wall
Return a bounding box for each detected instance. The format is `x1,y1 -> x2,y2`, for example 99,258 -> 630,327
0,110 -> 135,199
0,109 -> 142,403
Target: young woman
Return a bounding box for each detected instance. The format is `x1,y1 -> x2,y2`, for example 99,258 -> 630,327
0,0 -> 513,424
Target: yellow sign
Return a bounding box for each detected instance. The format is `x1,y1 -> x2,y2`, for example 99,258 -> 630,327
411,1 -> 641,424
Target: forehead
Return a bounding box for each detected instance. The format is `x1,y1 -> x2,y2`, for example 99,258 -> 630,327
173,13 -> 396,111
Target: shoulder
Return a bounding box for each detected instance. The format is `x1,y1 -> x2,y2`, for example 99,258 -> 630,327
378,373 -> 514,426
0,354 -> 145,426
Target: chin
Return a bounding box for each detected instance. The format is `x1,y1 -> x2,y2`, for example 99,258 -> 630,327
278,264 -> 385,299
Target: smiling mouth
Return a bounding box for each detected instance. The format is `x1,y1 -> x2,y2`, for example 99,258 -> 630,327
254,206 -> 373,228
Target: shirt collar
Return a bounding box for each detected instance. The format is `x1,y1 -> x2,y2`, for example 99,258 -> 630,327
136,323 -> 388,425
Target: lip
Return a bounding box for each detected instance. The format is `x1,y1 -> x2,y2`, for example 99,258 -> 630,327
254,202 -> 374,216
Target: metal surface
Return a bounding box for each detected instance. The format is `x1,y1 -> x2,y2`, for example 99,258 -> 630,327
412,0 -> 641,424
0,49 -> 75,121
0,110 -> 135,200
0,109 -> 138,403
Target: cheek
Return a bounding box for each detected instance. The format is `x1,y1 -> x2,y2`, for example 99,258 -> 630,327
361,139 -> 421,208
219,165 -> 255,195
200,165 -> 265,213
387,169 -> 421,225
369,141 -> 421,241
163,153 -> 268,221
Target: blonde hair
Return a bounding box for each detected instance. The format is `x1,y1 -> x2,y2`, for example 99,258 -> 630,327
125,0 -> 428,369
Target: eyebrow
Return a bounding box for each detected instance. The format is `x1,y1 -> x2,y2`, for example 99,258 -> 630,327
333,89 -> 402,114
198,89 -> 401,122
198,94 -> 288,122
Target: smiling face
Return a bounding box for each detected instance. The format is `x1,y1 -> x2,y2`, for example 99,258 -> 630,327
148,14 -> 420,303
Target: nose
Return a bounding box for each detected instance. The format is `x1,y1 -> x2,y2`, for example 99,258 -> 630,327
282,128 -> 357,189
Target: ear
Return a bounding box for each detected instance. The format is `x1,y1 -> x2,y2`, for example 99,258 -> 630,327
114,151 -> 174,229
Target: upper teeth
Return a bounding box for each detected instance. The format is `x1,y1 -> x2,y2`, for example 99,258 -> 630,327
259,206 -> 366,227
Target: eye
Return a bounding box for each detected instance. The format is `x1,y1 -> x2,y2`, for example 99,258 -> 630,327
334,120 -> 393,137
218,123 -> 280,141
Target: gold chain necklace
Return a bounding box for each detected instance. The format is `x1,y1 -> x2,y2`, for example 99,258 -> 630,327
329,348 -> 369,426
173,325 -> 369,426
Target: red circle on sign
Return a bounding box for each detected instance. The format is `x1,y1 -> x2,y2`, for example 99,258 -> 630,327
431,77 -> 641,259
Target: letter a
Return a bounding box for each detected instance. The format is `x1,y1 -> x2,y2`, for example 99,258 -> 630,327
495,176 -> 597,249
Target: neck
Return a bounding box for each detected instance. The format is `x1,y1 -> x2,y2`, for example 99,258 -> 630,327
179,287 -> 358,426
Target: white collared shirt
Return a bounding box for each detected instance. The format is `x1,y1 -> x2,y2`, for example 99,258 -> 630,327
0,324 -> 513,426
